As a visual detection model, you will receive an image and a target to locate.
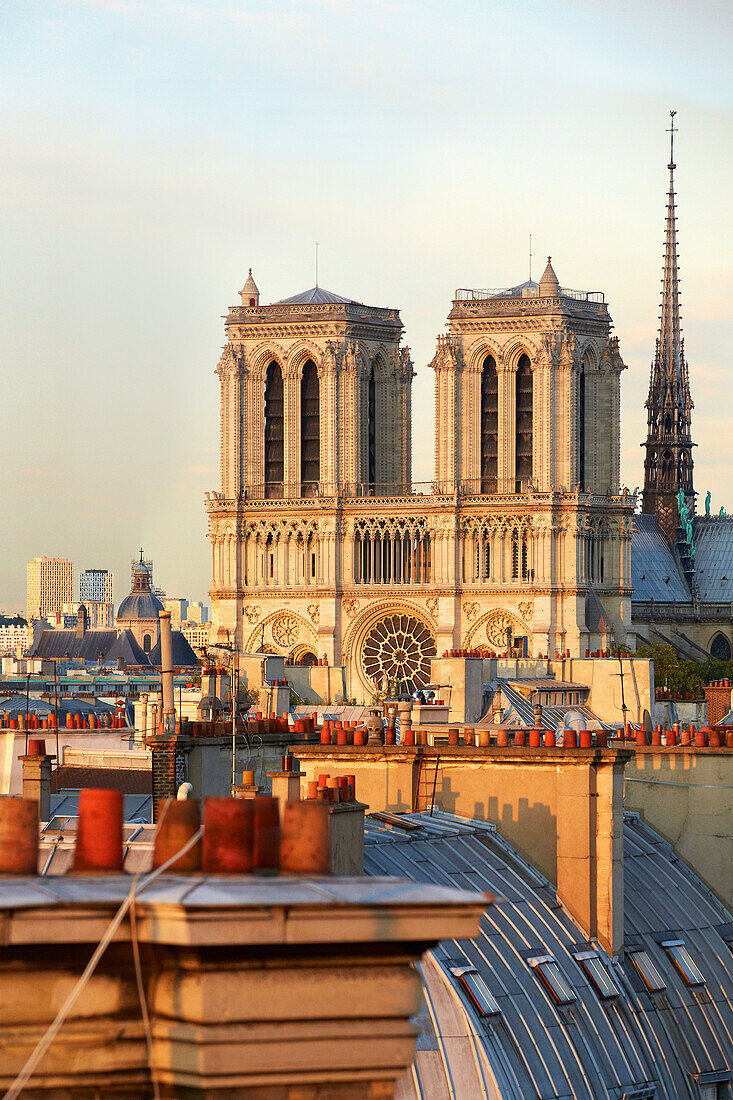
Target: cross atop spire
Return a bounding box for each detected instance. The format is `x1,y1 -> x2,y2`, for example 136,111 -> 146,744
668,109 -> 677,169
642,112 -> 695,545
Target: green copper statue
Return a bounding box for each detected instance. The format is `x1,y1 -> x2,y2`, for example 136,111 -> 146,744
705,490 -> 711,516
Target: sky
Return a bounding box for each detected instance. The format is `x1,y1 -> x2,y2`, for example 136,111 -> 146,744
1,0 -> 732,613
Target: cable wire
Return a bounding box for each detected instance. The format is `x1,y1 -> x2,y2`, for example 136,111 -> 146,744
2,821 -> 204,1100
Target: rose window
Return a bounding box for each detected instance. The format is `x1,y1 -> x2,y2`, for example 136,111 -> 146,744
361,613 -> 437,693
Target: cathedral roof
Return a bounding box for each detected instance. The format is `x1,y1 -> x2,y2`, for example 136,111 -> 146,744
490,279 -> 539,299
691,516 -> 733,601
631,514 -> 689,602
273,286 -> 359,305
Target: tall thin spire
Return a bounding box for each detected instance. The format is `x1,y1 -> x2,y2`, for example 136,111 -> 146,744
641,111 -> 695,545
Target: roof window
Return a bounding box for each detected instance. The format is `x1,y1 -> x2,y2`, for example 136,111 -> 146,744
573,949 -> 619,999
627,948 -> 666,993
661,939 -> 705,986
527,954 -> 577,1005
449,965 -> 500,1017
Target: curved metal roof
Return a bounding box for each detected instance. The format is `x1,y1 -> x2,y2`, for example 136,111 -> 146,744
366,810 -> 733,1099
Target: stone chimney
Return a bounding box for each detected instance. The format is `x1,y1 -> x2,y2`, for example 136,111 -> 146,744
75,604 -> 88,638
158,610 -> 176,736
20,738 -> 53,822
296,742 -> 630,955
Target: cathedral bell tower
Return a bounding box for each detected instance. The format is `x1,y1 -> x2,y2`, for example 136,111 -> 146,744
642,112 -> 695,544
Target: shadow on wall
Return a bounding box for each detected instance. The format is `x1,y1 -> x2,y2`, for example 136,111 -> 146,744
428,768 -> 558,884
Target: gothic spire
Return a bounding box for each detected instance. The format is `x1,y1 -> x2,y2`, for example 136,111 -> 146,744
657,112 -> 687,415
641,111 -> 695,544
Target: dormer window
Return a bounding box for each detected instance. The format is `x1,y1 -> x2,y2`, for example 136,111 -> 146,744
661,939 -> 705,986
573,949 -> 618,999
527,954 -> 576,1005
449,965 -> 500,1017
627,947 -> 666,992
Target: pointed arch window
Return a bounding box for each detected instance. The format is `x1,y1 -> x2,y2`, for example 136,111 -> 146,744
481,355 -> 498,493
301,360 -> 320,497
578,362 -> 587,488
368,363 -> 376,491
264,361 -> 284,498
711,633 -> 731,661
515,354 -> 533,491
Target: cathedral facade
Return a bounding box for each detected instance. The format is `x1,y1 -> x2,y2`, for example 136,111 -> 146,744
206,260 -> 634,702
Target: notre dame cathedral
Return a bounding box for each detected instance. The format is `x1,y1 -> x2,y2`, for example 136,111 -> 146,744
203,118 -> 732,700
205,248 -> 636,700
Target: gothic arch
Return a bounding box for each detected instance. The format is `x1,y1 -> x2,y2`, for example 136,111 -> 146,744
579,341 -> 599,371
502,338 -> 539,372
466,339 -> 504,373
370,348 -> 392,381
464,608 -> 531,652
250,343 -> 286,378
710,633 -> 732,661
286,342 -> 323,378
244,609 -> 317,655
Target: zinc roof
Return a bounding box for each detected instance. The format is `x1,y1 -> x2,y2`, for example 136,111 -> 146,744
631,514 -> 689,602
273,286 -> 358,305
366,810 -> 733,1100
693,516 -> 733,601
488,679 -> 613,731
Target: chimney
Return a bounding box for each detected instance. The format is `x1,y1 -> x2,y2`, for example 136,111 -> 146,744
75,604 -> 87,638
295,742 -> 629,951
159,611 -> 176,736
20,738 -> 53,822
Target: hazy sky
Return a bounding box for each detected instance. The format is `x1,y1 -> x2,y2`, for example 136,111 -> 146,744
2,0 -> 731,612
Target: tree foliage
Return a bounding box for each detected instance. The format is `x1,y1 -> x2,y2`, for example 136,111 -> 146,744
635,642 -> 733,697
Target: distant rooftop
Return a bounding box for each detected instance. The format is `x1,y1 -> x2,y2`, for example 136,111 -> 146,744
454,258 -> 606,307
272,286 -> 360,305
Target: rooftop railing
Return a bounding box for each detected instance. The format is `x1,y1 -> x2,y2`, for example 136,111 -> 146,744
454,287 -> 606,304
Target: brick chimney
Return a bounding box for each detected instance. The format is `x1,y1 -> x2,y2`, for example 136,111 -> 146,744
704,680 -> 732,726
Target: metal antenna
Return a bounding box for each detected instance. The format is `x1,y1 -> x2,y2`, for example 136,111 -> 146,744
529,234 -> 532,282
315,242 -> 319,288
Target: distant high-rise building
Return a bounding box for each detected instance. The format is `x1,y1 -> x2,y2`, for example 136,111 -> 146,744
61,601 -> 114,630
163,598 -> 188,630
186,601 -> 209,626
182,621 -> 210,654
27,557 -> 73,621
79,569 -> 114,604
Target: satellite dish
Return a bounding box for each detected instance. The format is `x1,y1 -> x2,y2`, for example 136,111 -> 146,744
643,709 -> 653,733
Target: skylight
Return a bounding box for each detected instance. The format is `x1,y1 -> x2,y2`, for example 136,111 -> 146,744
573,950 -> 619,999
450,965 -> 501,1016
628,949 -> 666,993
661,939 -> 705,986
527,954 -> 577,1005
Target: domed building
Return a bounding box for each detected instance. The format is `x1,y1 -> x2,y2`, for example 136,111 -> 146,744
116,563 -> 164,654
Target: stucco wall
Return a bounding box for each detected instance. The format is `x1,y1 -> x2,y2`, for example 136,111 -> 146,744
625,748 -> 733,912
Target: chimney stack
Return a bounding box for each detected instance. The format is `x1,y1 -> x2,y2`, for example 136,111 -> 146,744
159,610 -> 176,736
20,738 -> 53,822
